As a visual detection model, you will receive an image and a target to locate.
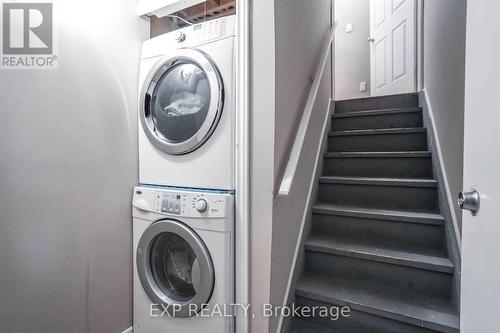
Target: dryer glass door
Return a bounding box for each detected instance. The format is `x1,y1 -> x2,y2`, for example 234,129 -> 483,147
136,219 -> 214,317
141,49 -> 224,155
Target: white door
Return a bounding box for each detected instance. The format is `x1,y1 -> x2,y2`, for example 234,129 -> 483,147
369,0 -> 416,96
460,1 -> 500,332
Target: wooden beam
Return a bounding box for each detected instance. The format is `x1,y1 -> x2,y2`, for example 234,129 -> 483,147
178,0 -> 235,23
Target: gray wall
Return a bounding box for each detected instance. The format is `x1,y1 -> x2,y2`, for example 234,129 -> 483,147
423,0 -> 466,232
0,1 -> 148,332
271,51 -> 332,333
248,1 -> 332,332
270,1 -> 333,332
334,0 -> 370,100
273,0 -> 333,189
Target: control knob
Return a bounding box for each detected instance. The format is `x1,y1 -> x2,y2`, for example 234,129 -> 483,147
175,31 -> 187,42
195,198 -> 208,212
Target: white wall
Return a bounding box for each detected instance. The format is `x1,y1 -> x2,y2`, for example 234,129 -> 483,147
249,1 -> 276,332
0,1 -> 148,332
423,0 -> 467,233
334,0 -> 370,100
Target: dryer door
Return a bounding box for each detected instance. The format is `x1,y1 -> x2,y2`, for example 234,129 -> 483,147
140,49 -> 224,155
136,219 -> 215,317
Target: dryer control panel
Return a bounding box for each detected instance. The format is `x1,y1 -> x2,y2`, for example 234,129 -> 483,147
190,18 -> 228,43
142,15 -> 236,59
133,186 -> 232,219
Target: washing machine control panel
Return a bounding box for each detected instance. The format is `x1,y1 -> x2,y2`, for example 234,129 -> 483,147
153,190 -> 229,218
157,192 -> 182,215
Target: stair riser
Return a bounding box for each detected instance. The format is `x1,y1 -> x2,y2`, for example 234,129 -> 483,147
295,296 -> 439,333
312,214 -> 445,251
328,132 -> 428,152
335,94 -> 419,113
305,252 -> 452,299
318,183 -> 439,212
332,112 -> 423,131
323,156 -> 433,178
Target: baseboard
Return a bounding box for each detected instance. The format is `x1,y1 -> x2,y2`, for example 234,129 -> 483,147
120,326 -> 133,333
419,89 -> 462,309
419,89 -> 462,253
276,100 -> 333,333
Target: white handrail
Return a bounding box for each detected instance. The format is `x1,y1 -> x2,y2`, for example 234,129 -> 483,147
278,24 -> 336,196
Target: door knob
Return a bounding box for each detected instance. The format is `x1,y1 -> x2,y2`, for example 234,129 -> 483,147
368,37 -> 375,43
458,189 -> 480,216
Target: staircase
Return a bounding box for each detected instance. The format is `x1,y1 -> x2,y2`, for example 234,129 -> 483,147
289,94 -> 460,333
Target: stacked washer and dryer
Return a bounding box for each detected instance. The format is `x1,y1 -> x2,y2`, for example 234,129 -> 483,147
132,15 -> 236,333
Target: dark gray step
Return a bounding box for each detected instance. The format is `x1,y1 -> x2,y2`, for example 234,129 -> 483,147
334,107 -> 422,118
328,128 -> 428,152
323,151 -> 433,178
312,209 -> 445,252
332,107 -> 423,131
312,204 -> 445,225
313,204 -> 444,226
288,318 -> 340,333
304,249 -> 453,300
318,177 -> 439,213
305,236 -> 453,273
296,274 -> 459,333
295,296 -> 439,333
335,93 -> 419,113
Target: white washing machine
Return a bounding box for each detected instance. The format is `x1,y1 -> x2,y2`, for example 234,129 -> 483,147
132,185 -> 234,333
138,16 -> 236,191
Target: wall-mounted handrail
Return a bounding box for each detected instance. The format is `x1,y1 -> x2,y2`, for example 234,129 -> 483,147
278,24 -> 336,196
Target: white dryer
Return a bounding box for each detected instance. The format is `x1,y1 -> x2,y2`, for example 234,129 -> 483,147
133,185 -> 234,333
138,16 -> 236,190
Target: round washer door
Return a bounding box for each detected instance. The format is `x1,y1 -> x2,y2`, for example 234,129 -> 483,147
136,219 -> 215,317
140,49 -> 224,155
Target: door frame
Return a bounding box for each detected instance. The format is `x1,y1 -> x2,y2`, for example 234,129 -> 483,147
416,0 -> 424,91
235,0 -> 250,332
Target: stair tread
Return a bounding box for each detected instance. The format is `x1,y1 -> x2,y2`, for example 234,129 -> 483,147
312,204 -> 445,225
318,176 -> 437,187
329,127 -> 426,136
335,93 -> 418,103
335,93 -> 419,113
324,151 -> 431,158
333,107 -> 421,118
305,235 -> 454,273
296,274 -> 460,332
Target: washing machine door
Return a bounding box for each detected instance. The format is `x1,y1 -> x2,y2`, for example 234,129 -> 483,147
136,219 -> 215,317
140,48 -> 224,155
